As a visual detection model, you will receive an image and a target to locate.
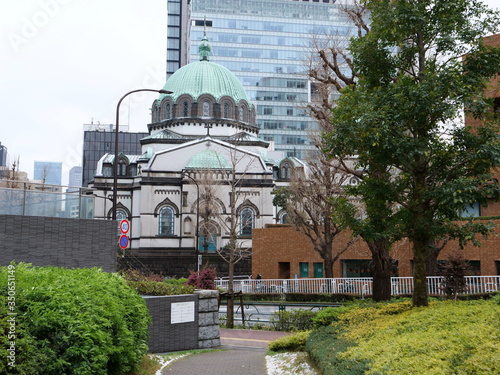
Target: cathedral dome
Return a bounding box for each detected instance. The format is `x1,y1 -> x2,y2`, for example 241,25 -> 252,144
158,60 -> 250,103
150,33 -> 257,135
156,34 -> 249,104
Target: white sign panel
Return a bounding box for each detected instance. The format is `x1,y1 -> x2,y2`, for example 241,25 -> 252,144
171,301 -> 195,324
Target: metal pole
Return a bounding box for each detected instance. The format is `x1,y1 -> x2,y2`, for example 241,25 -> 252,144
112,88 -> 172,220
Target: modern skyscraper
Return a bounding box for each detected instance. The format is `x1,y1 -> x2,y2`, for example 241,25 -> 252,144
167,0 -> 358,158
33,161 -> 62,185
0,142 -> 7,167
68,166 -> 83,189
82,124 -> 148,187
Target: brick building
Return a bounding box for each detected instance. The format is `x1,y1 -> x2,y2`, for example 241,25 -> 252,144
252,223 -> 500,279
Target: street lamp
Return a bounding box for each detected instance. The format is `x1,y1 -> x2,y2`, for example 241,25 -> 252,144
182,171 -> 200,272
112,88 -> 172,220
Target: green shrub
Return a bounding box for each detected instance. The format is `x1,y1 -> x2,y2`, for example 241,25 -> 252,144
306,325 -> 369,375
0,263 -> 151,375
268,331 -> 310,352
306,299 -> 500,375
121,269 -> 194,295
126,280 -> 194,296
312,305 -> 355,328
164,277 -> 188,285
269,308 -> 318,331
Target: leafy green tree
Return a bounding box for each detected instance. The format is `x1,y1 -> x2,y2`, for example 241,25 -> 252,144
308,0 -> 399,300
326,0 -> 500,306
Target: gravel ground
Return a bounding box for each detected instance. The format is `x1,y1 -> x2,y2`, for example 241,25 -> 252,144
266,352 -> 320,375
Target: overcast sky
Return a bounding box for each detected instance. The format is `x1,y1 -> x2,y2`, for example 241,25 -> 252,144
0,0 -> 166,184
1,0 -> 499,185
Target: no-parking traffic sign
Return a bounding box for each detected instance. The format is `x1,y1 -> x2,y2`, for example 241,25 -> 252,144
119,234 -> 129,249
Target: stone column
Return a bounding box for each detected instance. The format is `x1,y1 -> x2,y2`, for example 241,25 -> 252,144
195,289 -> 220,348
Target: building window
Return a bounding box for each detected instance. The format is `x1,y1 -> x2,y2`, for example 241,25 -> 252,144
116,209 -> 128,221
159,206 -> 175,235
240,207 -> 254,236
116,158 -> 128,177
203,101 -> 210,117
239,106 -> 244,122
223,102 -> 230,118
182,101 -> 189,117
165,103 -> 171,119
280,212 -> 289,224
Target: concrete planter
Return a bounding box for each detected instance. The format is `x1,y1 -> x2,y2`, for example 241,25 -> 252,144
142,289 -> 220,353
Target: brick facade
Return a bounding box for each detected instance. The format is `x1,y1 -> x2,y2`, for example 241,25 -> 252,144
252,223 -> 500,278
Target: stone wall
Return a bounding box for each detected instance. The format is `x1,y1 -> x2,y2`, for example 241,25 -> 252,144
143,290 -> 220,353
0,215 -> 117,272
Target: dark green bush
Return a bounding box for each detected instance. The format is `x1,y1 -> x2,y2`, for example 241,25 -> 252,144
312,305 -> 356,328
0,264 -> 151,375
306,325 -> 369,375
269,309 -> 318,331
268,331 -> 310,352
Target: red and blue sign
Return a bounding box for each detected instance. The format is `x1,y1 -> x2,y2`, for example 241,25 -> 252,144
119,235 -> 129,249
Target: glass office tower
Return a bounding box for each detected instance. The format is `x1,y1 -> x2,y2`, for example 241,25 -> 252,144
168,0 -> 357,158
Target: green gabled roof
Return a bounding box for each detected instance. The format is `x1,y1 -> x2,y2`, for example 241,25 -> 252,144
185,149 -> 231,169
141,129 -> 187,141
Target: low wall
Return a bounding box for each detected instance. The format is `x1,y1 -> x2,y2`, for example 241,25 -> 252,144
0,215 -> 117,272
143,290 -> 220,353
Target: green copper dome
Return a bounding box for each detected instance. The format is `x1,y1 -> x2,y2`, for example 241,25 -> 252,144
159,62 -> 250,103
185,148 -> 230,169
157,34 -> 250,104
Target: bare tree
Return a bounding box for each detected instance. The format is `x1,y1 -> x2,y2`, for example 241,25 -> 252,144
189,138 -> 267,328
276,152 -> 359,278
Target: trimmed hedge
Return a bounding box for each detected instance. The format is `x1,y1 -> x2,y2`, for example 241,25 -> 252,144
268,331 -> 310,352
0,264 -> 151,375
243,293 -> 358,303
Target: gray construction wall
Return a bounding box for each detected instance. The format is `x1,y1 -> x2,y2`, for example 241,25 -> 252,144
0,215 -> 117,272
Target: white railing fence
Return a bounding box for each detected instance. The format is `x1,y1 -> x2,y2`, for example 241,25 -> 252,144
215,276 -> 500,297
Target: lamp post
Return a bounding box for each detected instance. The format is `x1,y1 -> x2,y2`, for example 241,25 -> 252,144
182,171 -> 200,272
112,88 -> 172,220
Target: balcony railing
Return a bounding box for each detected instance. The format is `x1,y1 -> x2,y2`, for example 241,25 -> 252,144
0,180 -> 95,219
216,276 -> 500,297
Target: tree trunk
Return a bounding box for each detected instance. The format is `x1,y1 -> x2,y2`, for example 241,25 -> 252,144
323,255 -> 334,278
368,239 -> 392,301
425,242 -> 442,276
226,236 -> 236,328
412,236 -> 429,307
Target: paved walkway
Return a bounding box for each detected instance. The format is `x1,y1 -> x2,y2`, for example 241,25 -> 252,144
162,329 -> 290,374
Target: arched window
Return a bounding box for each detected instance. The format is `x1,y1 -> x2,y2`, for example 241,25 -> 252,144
159,206 -> 175,235
281,163 -> 291,180
165,103 -> 171,119
116,158 -> 128,177
116,209 -> 128,221
182,101 -> 189,117
240,207 -> 254,236
239,106 -> 244,122
203,101 -> 210,117
280,212 -> 289,224
223,102 -> 229,118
